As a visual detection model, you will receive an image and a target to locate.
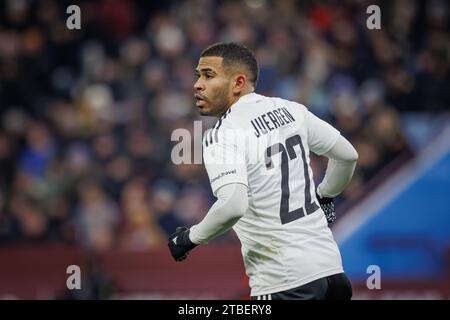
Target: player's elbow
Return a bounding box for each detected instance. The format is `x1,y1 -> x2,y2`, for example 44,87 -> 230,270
233,198 -> 249,219
333,146 -> 358,165
220,183 -> 249,219
349,146 -> 358,163
227,194 -> 248,219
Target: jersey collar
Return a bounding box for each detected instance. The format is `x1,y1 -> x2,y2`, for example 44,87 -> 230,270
229,92 -> 259,110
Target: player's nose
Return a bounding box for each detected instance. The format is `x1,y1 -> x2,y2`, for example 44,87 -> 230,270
194,78 -> 204,91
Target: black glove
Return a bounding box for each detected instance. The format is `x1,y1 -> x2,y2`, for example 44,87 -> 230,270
316,193 -> 336,223
168,227 -> 198,262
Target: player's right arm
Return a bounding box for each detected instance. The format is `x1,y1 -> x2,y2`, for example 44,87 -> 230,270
316,135 -> 358,199
305,108 -> 358,221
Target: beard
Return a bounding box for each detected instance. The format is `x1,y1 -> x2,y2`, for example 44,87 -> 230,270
198,90 -> 230,117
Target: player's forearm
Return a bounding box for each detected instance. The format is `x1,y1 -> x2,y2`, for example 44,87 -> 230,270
189,183 -> 248,245
317,135 -> 358,198
317,158 -> 356,198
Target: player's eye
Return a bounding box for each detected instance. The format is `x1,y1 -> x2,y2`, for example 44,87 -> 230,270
205,74 -> 213,79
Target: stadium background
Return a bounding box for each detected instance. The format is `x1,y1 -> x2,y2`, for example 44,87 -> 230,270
0,0 -> 449,299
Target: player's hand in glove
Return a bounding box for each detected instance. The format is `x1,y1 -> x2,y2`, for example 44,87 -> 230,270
168,227 -> 198,262
316,193 -> 336,223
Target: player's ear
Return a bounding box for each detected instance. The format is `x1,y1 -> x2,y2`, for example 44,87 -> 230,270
232,74 -> 247,93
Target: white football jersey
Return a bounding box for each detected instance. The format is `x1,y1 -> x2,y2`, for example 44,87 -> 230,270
202,93 -> 344,296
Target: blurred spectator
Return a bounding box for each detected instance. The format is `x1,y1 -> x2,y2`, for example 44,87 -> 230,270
74,180 -> 119,252
19,120 -> 55,179
119,177 -> 165,250
150,179 -> 184,236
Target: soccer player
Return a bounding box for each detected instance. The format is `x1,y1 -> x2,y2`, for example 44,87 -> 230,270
168,42 -> 357,300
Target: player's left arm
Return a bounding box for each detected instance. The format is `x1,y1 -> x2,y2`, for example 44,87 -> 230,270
168,183 -> 248,262
190,183 -> 248,243
168,124 -> 249,262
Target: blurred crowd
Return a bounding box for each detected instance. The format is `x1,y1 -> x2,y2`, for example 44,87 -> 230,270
0,0 -> 448,252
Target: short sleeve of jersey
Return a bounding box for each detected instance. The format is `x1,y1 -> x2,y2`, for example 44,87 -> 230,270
203,125 -> 248,197
305,108 -> 341,155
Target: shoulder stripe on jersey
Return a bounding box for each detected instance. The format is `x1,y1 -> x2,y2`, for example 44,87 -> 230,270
223,108 -> 231,119
203,129 -> 209,147
212,120 -> 221,144
207,129 -> 212,146
214,127 -> 219,143
214,118 -> 223,130
204,109 -> 232,147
